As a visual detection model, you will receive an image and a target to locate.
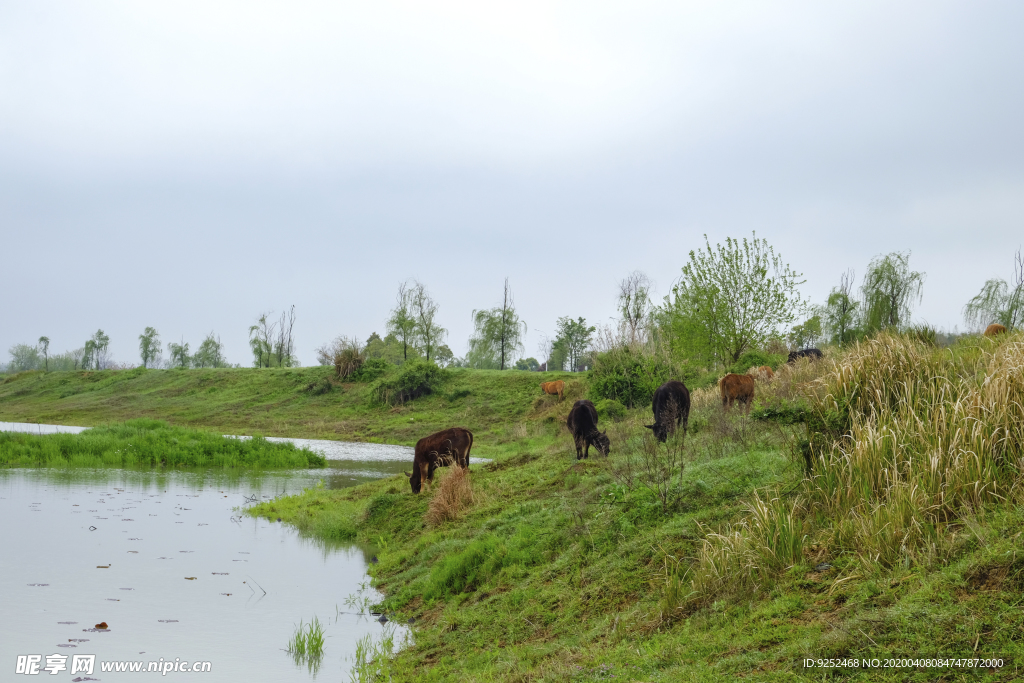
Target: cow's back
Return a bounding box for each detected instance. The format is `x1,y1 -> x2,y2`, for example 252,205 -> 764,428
985,324 -> 1007,337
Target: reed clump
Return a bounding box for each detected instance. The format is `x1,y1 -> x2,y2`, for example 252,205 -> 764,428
425,465 -> 475,526
681,331 -> 1024,608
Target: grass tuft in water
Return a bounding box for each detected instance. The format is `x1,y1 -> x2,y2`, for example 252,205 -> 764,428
287,616 -> 325,674
0,419 -> 326,468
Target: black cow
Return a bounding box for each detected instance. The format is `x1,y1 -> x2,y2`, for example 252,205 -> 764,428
788,348 -> 824,364
566,399 -> 610,459
645,380 -> 691,443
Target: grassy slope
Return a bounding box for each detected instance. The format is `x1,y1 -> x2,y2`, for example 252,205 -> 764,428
0,366 -> 580,447
3,361 -> 1023,680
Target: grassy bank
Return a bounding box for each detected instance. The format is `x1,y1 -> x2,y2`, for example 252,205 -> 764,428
248,333 -> 1024,681
0,365 -> 579,447
0,419 -> 327,468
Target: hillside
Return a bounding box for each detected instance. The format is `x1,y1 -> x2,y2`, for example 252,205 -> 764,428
0,365 -> 580,449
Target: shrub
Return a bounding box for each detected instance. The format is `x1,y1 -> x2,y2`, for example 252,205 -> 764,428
351,357 -> 389,382
728,349 -> 786,375
304,376 -> 333,395
371,359 -> 448,405
588,347 -> 672,408
594,398 -> 627,422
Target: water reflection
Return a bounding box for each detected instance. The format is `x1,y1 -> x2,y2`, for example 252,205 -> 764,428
0,459 -> 410,680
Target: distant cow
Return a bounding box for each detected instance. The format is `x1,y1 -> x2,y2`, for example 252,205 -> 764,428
985,324 -> 1007,337
405,427 -> 473,494
645,380 -> 691,443
540,380 -> 565,401
566,399 -> 610,460
747,365 -> 774,381
720,373 -> 755,411
788,348 -> 823,364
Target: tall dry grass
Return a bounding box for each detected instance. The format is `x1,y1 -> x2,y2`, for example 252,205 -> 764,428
678,332 -> 1024,610
425,466 -> 475,527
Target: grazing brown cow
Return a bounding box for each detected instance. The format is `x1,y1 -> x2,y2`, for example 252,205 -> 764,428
566,399 -> 610,460
720,373 -> 755,411
645,380 -> 691,443
540,380 -> 565,401
985,323 -> 1007,337
747,365 -> 774,381
405,427 -> 473,494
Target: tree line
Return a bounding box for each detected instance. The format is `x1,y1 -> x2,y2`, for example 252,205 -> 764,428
6,241 -> 1022,375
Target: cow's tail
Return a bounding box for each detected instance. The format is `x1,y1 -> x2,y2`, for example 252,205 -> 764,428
464,429 -> 474,468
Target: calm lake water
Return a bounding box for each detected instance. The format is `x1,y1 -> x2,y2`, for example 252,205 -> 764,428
0,423 -> 418,681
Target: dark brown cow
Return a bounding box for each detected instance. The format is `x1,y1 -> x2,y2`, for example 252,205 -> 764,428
645,380 -> 691,443
788,348 -> 823,363
985,323 -> 1007,337
540,380 -> 565,401
566,399 -> 610,460
405,427 -> 473,494
720,373 -> 755,411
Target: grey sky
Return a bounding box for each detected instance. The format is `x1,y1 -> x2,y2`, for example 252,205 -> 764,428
3,1 -> 1023,366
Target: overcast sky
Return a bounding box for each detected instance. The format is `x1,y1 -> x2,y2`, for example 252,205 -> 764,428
2,1 -> 1023,366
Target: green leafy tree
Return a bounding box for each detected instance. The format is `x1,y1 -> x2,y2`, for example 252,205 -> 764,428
249,313 -> 274,368
515,357 -> 540,371
364,332 -> 411,364
788,313 -> 823,349
90,330 -> 110,369
410,281 -> 446,362
661,232 -> 806,364
168,339 -> 191,368
467,278 -> 527,370
82,340 -> 96,370
8,344 -> 41,372
37,336 -> 50,372
963,249 -> 1024,331
138,327 -> 161,368
386,281 -> 418,361
433,344 -> 455,368
553,316 -> 595,372
823,269 -> 860,345
861,251 -> 925,332
193,333 -> 227,368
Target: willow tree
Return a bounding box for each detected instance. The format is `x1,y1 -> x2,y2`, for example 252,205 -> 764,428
138,327 -> 161,368
467,278 -> 526,370
860,252 -> 925,332
963,249 -> 1024,331
662,232 -> 805,364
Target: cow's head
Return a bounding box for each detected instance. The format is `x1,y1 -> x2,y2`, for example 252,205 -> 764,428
645,423 -> 669,443
595,430 -> 611,456
405,470 -> 422,494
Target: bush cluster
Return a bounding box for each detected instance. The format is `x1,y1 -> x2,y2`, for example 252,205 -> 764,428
587,347 -> 673,408
371,359 -> 448,405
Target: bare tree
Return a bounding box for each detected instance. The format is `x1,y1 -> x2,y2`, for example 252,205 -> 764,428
617,271 -> 652,347
274,305 -> 297,367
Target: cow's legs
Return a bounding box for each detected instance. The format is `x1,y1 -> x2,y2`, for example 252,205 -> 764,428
419,461 -> 432,491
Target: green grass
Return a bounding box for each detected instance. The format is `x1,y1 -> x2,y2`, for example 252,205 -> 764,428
0,419 -> 326,468
0,365 -> 581,449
